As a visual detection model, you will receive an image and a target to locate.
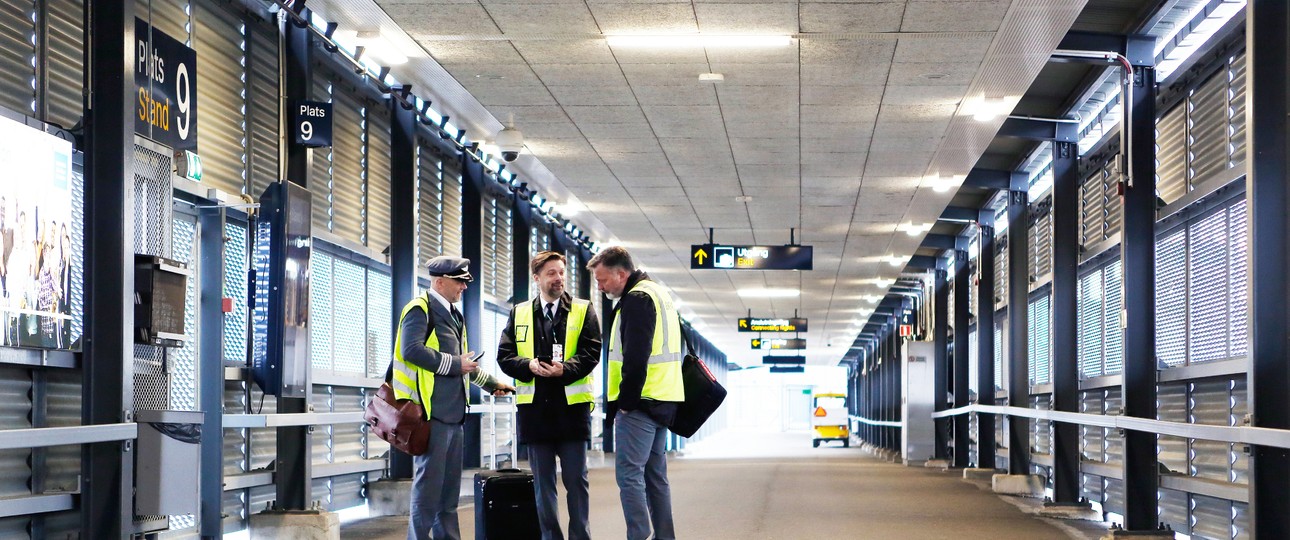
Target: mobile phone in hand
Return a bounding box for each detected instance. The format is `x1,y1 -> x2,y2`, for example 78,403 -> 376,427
538,356 -> 554,365
469,350 -> 485,362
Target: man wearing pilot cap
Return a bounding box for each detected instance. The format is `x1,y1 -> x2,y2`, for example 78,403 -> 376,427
390,255 -> 514,540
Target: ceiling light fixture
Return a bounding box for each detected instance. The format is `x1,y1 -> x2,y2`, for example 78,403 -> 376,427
339,29 -> 408,65
862,295 -> 882,303
874,278 -> 894,288
699,73 -> 725,82
735,195 -> 753,203
966,96 -> 1013,122
736,288 -> 800,298
605,34 -> 792,48
927,173 -> 964,193
886,254 -> 910,267
899,222 -> 932,236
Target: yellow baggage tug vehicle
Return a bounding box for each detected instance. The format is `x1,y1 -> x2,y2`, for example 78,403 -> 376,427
811,392 -> 849,448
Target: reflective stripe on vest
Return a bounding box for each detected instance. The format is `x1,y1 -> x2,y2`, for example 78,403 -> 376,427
392,294 -> 469,420
513,298 -> 595,405
607,280 -> 684,403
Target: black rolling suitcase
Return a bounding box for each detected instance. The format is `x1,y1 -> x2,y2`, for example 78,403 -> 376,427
473,468 -> 540,540
670,349 -> 727,438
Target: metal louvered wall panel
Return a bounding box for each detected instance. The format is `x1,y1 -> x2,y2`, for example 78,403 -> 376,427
1080,391 -> 1105,463
332,259 -> 366,374
417,143 -> 446,266
146,0 -> 190,45
993,241 -> 1007,307
1230,200 -> 1249,360
367,106 -> 392,250
45,369 -> 81,493
193,2 -> 247,196
442,157 -> 464,257
225,221 -> 249,366
1188,211 -> 1228,363
247,19 -> 279,197
0,367 -> 31,498
44,0 -> 83,129
1080,172 -> 1105,248
170,216 -> 199,410
330,91 -> 365,244
1156,104 -> 1187,204
0,0 -> 36,115
1189,72 -> 1230,183
1029,198 -> 1053,281
483,192 -> 513,301
1028,294 -> 1051,385
1077,269 -> 1102,378
1157,382 -> 1188,474
1103,260 -> 1123,375
1229,52 -> 1247,167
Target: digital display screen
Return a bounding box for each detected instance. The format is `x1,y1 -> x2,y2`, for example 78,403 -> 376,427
0,115 -> 77,350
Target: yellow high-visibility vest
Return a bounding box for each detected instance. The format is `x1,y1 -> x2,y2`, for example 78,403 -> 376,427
512,298 -> 595,405
607,280 -> 684,403
391,294 -> 469,420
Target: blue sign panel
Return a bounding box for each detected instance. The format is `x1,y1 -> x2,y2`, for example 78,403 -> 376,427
291,100 -> 333,147
135,18 -> 198,152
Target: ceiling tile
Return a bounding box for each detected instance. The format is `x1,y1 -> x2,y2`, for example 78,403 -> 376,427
469,85 -> 558,106
512,39 -> 619,64
694,3 -> 799,33
421,40 -> 527,65
620,64 -> 715,86
531,63 -> 630,86
547,84 -> 639,106
633,85 -> 719,106
485,3 -> 600,34
590,3 -> 699,34
901,0 -> 1010,32
384,4 -> 502,36
799,2 -> 905,33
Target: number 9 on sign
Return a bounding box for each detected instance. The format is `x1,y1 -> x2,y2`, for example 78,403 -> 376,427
300,120 -> 312,141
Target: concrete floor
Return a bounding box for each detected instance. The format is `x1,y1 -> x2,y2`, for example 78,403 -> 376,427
344,428 -> 1108,539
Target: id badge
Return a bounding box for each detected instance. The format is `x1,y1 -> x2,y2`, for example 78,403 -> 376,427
551,343 -> 564,363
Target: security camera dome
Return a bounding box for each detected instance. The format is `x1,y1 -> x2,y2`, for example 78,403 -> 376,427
495,125 -> 524,162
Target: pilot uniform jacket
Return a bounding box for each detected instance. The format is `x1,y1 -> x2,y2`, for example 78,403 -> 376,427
397,292 -> 499,424
498,292 -> 602,444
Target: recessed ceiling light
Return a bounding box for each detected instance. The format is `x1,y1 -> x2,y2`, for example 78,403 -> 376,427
926,173 -> 964,193
885,254 -> 910,267
736,288 -> 800,298
735,195 -> 753,203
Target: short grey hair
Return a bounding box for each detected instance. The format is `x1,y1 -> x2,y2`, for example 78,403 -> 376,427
586,246 -> 635,273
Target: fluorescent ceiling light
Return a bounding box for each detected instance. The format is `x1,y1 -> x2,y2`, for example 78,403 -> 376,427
606,34 -> 792,48
335,29 -> 408,66
736,288 -> 800,298
862,295 -> 882,303
874,278 -> 894,288
886,254 -> 910,267
898,222 -> 931,236
965,96 -> 1014,122
927,174 -> 963,193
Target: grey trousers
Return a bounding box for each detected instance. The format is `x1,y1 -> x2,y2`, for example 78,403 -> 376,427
614,411 -> 674,540
409,420 -> 463,540
528,441 -> 591,540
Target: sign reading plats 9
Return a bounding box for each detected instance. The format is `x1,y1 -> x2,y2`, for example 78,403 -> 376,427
135,18 -> 198,152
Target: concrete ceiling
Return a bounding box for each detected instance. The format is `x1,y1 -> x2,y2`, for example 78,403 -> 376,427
308,0 -> 1089,366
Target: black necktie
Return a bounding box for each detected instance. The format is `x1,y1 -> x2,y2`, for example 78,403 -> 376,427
450,306 -> 464,331
545,302 -> 556,321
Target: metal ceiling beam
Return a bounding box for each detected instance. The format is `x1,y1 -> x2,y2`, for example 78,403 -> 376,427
997,118 -> 1079,142
963,168 -> 1012,190
922,234 -> 960,250
1055,31 -> 1156,67
938,206 -> 981,222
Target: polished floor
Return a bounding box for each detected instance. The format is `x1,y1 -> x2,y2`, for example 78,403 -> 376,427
344,428 -> 1108,539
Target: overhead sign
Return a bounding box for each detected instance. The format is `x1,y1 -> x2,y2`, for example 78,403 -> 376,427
738,317 -> 808,333
751,338 -> 763,349
770,338 -> 806,350
763,355 -> 806,365
135,18 -> 198,152
770,366 -> 805,374
691,244 -> 813,270
292,100 -> 333,147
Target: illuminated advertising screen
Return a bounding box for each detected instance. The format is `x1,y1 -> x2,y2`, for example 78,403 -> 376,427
0,115 -> 76,350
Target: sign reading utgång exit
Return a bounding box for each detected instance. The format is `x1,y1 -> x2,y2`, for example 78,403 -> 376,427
691,244 -> 812,270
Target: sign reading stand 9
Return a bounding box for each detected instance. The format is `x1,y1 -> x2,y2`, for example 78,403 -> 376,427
134,18 -> 197,152
292,100 -> 333,147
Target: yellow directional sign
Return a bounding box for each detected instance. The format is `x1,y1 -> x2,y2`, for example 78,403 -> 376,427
693,247 -> 708,265
737,317 -> 808,333
751,338 -> 763,349
739,319 -> 749,329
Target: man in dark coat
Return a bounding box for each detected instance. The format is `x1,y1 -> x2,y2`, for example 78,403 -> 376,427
498,251 -> 602,540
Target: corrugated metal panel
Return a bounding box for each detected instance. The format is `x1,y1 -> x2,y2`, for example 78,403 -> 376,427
1158,382 -> 1188,474
1103,477 -> 1124,515
442,156 -> 464,257
146,0 -> 189,45
193,2 -> 247,196
1078,268 -> 1103,377
1080,171 -> 1105,248
1104,388 -> 1123,466
332,258 -> 366,375
1032,200 -> 1053,279
313,387 -> 334,465
1156,228 -> 1187,367
1080,391 -> 1105,463
45,369 -> 80,494
332,386 -> 365,462
0,0 -> 36,115
1103,161 -> 1122,239
1229,199 -> 1249,362
330,473 -> 367,511
249,390 -> 276,470
0,366 -> 31,498
1234,501 -> 1250,539
331,90 -> 365,244
247,18 -> 279,197
366,268 -> 392,378
1188,210 -> 1228,363
1229,52 -> 1247,167
311,250 -> 335,371
1160,488 -> 1190,535
1028,294 -> 1051,385
223,489 -> 248,533
483,192 -> 513,301
1156,104 -> 1188,204
993,241 -> 1007,307
44,0 -> 83,129
0,517 -> 26,537
311,77 -> 333,231
992,324 -> 1003,393
367,104 -> 392,250
1232,377 -> 1248,484
1192,495 -> 1233,540
1191,379 -> 1233,482
1032,394 -> 1051,455
1189,71 -> 1229,183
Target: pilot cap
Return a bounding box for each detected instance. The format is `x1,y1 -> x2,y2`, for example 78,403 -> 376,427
426,256 -> 473,282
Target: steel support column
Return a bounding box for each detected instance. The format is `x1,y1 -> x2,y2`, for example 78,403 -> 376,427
461,156 -> 486,468
513,203 -> 532,300
387,97 -> 418,480
933,266 -> 950,459
976,224 -> 997,469
1050,129 -> 1081,504
275,16 -> 313,510
199,208 -> 227,538
953,248 -> 970,467
82,0 -> 136,533
1247,1 -> 1290,535
1007,190 -> 1032,474
1121,64 -> 1159,531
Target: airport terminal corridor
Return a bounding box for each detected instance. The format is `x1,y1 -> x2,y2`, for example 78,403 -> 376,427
345,428 -> 1104,540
